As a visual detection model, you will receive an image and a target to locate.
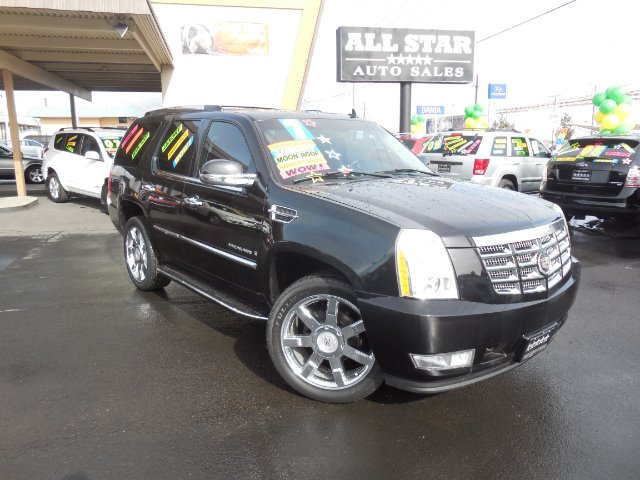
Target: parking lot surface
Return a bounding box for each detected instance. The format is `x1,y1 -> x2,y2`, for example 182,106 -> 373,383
1,185 -> 639,479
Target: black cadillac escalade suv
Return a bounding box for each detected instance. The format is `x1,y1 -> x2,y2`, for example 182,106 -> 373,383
108,106 -> 580,403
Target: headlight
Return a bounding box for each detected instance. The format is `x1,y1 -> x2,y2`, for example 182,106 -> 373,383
395,229 -> 459,300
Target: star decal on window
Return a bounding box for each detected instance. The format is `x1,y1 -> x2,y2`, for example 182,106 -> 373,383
338,166 -> 353,175
316,135 -> 331,144
325,149 -> 341,160
302,119 -> 317,127
306,172 -> 324,183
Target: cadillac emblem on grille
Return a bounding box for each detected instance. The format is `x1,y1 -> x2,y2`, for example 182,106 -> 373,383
473,220 -> 572,295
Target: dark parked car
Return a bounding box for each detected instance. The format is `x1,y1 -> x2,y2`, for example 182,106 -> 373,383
0,143 -> 44,183
108,106 -> 580,403
540,134 -> 640,222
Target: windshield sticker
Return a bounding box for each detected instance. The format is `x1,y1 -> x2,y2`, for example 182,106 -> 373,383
511,139 -> 528,156
444,136 -> 467,152
65,135 -> 78,153
305,171 -> 324,183
167,128 -> 190,160
302,119 -> 317,128
463,138 -> 482,154
121,124 -> 140,150
125,127 -> 145,154
622,158 -> 633,165
102,137 -> 121,157
162,123 -> 183,152
279,119 -> 314,140
269,139 -> 330,179
425,136 -> 442,152
603,150 -> 632,158
316,134 -> 331,144
555,156 -> 577,162
131,132 -> 150,159
324,149 -> 341,161
172,135 -> 194,167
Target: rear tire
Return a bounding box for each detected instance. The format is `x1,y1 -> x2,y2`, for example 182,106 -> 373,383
46,173 -> 69,202
123,216 -> 170,291
498,178 -> 516,190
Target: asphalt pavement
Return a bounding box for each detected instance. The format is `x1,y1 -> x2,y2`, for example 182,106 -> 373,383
1,183 -> 639,480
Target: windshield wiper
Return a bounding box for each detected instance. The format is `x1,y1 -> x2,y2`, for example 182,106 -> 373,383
378,168 -> 435,176
293,170 -> 392,184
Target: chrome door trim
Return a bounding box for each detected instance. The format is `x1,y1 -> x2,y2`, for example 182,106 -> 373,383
153,225 -> 257,269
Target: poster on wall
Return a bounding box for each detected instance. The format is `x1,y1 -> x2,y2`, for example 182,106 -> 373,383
181,22 -> 269,55
336,26 -> 474,83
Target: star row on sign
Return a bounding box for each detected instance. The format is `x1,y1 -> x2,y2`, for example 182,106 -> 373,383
386,54 -> 433,66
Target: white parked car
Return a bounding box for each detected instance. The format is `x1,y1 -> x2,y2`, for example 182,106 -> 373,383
42,127 -> 126,207
419,129 -> 552,193
1,138 -> 45,159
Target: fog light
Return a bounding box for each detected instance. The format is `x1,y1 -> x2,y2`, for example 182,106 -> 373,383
410,349 -> 475,371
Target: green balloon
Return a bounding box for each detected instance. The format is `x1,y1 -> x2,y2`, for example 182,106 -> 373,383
622,95 -> 633,105
605,86 -> 618,98
472,110 -> 481,119
592,92 -> 605,106
599,99 -> 617,114
464,106 -> 474,116
599,129 -> 612,135
607,87 -> 626,105
612,124 -> 631,134
417,115 -> 425,122
474,103 -> 484,112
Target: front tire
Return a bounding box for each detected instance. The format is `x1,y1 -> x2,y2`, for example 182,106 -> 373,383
123,216 -> 170,291
267,273 -> 383,403
46,173 -> 69,202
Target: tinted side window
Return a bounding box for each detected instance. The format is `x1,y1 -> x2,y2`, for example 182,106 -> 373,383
156,120 -> 199,176
511,137 -> 529,156
64,133 -> 81,155
115,118 -> 162,167
53,133 -> 69,152
198,121 -> 255,172
491,136 -> 508,156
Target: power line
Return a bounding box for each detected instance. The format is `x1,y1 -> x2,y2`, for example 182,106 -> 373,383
477,0 -> 576,44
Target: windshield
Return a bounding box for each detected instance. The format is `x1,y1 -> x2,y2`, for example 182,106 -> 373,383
99,133 -> 124,159
554,138 -> 639,162
256,117 -> 429,184
424,133 -> 482,155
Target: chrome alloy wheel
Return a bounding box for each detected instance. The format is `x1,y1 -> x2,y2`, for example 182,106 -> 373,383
29,167 -> 44,183
125,226 -> 148,282
280,294 -> 375,390
48,176 -> 60,199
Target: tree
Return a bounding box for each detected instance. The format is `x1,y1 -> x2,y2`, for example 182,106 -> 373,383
556,113 -> 574,140
491,114 -> 515,130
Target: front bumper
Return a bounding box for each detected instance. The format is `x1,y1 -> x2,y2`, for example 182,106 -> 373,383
357,258 -> 580,393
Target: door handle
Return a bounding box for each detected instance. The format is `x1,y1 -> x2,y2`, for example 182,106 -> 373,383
184,195 -> 203,207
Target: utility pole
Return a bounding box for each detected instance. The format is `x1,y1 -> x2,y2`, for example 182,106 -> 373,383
474,74 -> 479,104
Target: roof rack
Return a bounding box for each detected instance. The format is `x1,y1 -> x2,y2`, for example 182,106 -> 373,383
56,126 -> 127,132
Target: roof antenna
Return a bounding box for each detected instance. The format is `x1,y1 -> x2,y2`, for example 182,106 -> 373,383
349,108 -> 357,118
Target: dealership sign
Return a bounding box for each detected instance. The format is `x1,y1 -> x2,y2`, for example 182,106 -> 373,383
417,105 -> 445,115
336,27 -> 474,83
488,84 -> 507,99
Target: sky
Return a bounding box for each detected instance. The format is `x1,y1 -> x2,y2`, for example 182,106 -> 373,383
7,0 -> 638,132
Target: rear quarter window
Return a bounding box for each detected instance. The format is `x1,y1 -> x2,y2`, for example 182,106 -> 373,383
491,137 -> 508,156
115,118 -> 162,168
156,120 -> 199,176
53,133 -> 79,153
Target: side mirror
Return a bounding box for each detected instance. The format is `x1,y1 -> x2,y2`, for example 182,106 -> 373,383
85,150 -> 101,161
199,159 -> 256,187
417,153 -> 430,166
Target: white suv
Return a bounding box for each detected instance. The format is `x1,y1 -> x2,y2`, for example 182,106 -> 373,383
43,127 -> 125,207
420,129 -> 552,192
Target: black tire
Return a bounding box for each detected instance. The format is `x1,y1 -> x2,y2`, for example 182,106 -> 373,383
498,178 -> 516,190
267,273 -> 383,403
123,216 -> 170,291
46,172 -> 69,202
25,165 -> 44,184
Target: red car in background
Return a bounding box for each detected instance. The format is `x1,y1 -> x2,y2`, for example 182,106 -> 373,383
396,133 -> 435,155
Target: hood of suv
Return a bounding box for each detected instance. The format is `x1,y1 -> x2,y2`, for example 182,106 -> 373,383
292,176 -> 560,245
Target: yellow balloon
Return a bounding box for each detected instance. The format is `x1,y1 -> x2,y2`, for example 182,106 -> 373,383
594,111 -> 604,124
614,103 -> 631,120
465,117 -> 476,128
602,114 -> 620,130
410,124 -> 418,133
